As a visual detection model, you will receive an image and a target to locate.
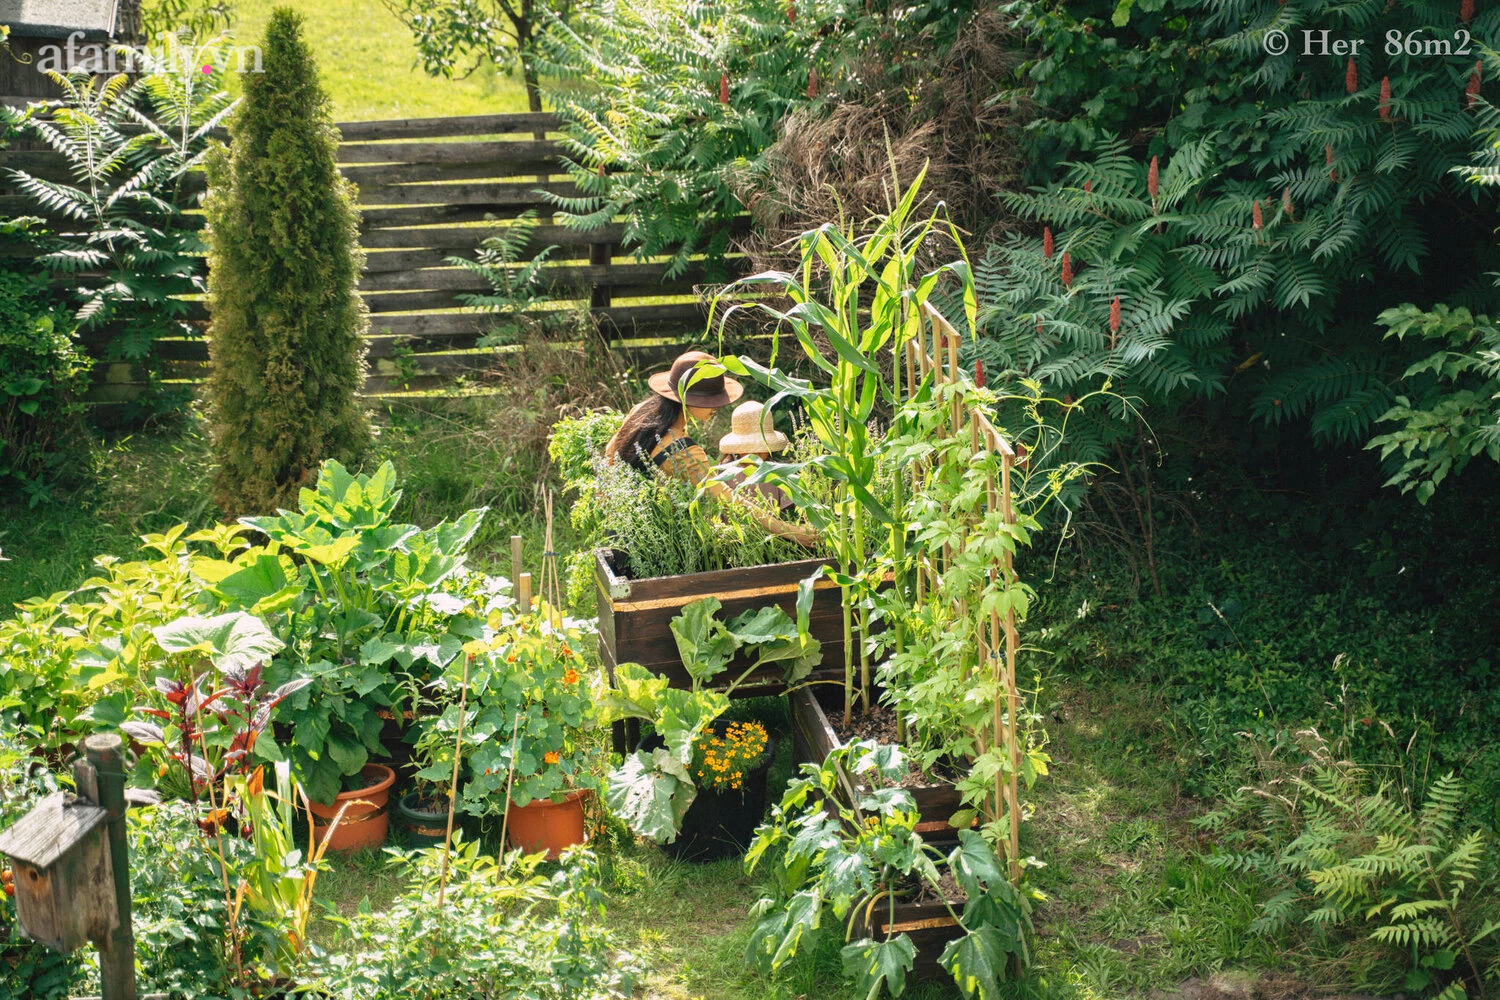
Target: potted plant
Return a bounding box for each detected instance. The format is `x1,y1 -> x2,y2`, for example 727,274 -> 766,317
600,597 -> 818,851
660,718 -> 776,861
427,612 -> 598,859
396,724 -> 456,849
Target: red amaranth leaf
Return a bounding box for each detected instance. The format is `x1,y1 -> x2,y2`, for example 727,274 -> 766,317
1468,62 -> 1482,108
1378,76 -> 1391,119
1148,155 -> 1159,200
1346,57 -> 1358,94
1252,199 -> 1264,231
720,73 -> 730,104
1042,226 -> 1054,259
1109,295 -> 1121,334
1061,252 -> 1073,288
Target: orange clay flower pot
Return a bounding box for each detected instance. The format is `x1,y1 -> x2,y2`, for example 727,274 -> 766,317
308,763 -> 395,853
505,788 -> 591,860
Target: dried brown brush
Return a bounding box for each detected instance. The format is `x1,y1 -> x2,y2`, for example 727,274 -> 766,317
733,7 -> 1030,273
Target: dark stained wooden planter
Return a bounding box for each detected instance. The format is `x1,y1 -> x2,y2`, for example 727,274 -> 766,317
789,686 -> 969,843
596,548 -> 849,752
790,686 -> 970,978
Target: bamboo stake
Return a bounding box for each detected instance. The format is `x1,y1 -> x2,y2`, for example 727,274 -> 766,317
998,450 -> 1022,880
436,653 -> 472,915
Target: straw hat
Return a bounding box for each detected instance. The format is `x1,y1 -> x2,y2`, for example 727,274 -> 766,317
718,400 -> 790,455
647,350 -> 744,408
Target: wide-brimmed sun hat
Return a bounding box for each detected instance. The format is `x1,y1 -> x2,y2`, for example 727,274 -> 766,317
718,400 -> 790,454
647,350 -> 744,408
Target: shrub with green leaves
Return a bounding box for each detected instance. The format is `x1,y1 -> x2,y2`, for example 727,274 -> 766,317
973,0 -> 1500,466
204,7 -> 370,515
0,264 -> 91,503
308,841 -> 636,999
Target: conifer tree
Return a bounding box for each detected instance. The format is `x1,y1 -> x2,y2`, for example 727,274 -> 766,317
204,7 -> 369,515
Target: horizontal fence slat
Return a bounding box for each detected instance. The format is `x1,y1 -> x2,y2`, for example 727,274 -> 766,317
360,222 -> 622,251
343,159 -> 559,187
363,243 -> 594,273
358,204 -> 547,228
354,180 -> 577,208
335,114 -> 559,141
338,139 -> 563,166
358,262 -> 714,296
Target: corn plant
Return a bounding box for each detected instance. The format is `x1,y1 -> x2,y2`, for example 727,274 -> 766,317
713,166 -> 975,726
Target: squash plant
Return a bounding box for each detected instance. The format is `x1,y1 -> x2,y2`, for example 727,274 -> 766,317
205,461 -> 491,805
600,597 -> 820,842
745,740 -> 1036,1000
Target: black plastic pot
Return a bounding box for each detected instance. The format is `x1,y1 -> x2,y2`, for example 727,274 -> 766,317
395,790 -> 451,849
651,723 -> 777,863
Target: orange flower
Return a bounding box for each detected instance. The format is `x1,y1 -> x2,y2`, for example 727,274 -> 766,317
563,668 -> 579,685
544,751 -> 560,765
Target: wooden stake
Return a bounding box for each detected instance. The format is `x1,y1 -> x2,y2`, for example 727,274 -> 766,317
510,535 -> 523,594
84,735 -> 135,1000
518,573 -> 532,614
437,654 -> 471,915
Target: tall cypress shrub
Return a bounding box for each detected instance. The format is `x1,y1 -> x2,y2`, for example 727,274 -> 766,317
204,8 -> 369,515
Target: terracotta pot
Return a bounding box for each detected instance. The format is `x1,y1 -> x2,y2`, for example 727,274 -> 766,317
308,763 -> 395,852
505,788 -> 590,860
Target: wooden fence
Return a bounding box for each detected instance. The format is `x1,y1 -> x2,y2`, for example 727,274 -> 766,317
0,113 -> 745,400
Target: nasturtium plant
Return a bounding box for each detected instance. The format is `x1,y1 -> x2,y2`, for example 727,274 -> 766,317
427,613 -> 599,812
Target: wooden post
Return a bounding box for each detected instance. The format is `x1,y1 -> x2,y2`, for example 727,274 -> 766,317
510,535 -> 523,595
589,241 -> 613,312
84,734 -> 135,1000
518,573 -> 532,614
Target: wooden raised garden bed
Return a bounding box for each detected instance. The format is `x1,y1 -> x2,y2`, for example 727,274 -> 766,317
790,685 -> 970,976
595,548 -> 848,751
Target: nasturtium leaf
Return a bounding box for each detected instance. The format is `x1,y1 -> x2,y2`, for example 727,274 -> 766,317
841,936 -> 917,1000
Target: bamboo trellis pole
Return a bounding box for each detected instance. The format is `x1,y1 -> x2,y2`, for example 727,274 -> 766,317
905,302 -> 1024,881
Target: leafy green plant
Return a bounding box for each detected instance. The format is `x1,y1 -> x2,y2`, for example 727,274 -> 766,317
1368,303 -> 1500,503
716,167 -> 971,725
425,611 -> 599,813
0,263 -> 91,503
308,840 -> 636,999
600,596 -> 819,842
235,460 -> 490,804
4,60 -> 232,365
1198,736 -> 1500,997
447,210 -> 563,347
204,8 -> 370,515
745,739 -> 1037,1000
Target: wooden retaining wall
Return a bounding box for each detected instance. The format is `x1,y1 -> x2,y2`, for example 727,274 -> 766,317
0,112 -> 745,401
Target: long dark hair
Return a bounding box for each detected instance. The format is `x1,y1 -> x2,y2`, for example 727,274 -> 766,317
607,394 -> 682,471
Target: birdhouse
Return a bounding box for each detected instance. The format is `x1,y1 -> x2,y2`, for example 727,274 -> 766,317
0,790 -> 118,953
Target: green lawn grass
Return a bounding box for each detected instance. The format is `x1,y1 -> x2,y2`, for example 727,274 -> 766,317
225,0 -> 531,122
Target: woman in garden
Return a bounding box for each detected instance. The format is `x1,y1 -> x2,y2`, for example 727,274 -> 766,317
605,351 -> 817,546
